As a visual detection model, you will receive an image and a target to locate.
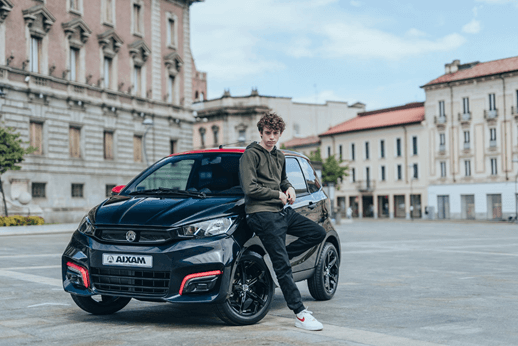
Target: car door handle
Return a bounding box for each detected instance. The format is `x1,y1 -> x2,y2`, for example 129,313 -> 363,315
308,201 -> 317,210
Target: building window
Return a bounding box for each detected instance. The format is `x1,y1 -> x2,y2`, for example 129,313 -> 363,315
32,182 -> 46,198
70,47 -> 79,81
104,131 -> 114,160
397,164 -> 402,180
339,145 -> 343,161
133,135 -> 143,162
439,100 -> 445,117
134,66 -> 142,96
380,140 -> 385,158
69,0 -> 81,12
351,143 -> 355,161
238,129 -> 246,142
168,76 -> 175,103
170,140 -> 176,154
463,97 -> 470,114
104,0 -> 114,24
489,93 -> 496,111
199,127 -> 206,147
381,166 -> 385,181
105,184 -> 116,197
327,146 -> 331,158
491,158 -> 497,175
212,125 -> 219,145
465,160 -> 471,177
30,37 -> 42,73
396,138 -> 401,157
133,3 -> 142,34
464,131 -> 470,143
490,128 -> 497,147
440,161 -> 446,177
413,163 -> 418,179
440,133 -> 446,145
30,121 -> 43,155
167,18 -> 175,47
71,183 -> 84,198
103,57 -> 112,89
69,126 -> 81,158
365,142 -> 369,160
351,168 -> 356,182
412,136 -> 418,155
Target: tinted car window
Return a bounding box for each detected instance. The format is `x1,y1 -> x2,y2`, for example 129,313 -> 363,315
136,159 -> 194,191
286,158 -> 309,195
299,159 -> 321,193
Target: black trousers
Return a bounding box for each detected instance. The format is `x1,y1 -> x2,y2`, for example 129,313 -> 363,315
246,207 -> 326,314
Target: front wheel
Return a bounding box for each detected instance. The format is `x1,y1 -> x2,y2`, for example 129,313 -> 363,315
215,251 -> 274,325
70,294 -> 131,315
307,242 -> 340,300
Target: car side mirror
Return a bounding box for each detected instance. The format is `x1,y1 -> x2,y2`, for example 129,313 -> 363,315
111,185 -> 126,195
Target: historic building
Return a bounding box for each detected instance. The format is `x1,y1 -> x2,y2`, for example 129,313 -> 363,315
191,89 -> 365,151
319,102 -> 428,219
422,57 -> 518,220
0,0 -> 206,222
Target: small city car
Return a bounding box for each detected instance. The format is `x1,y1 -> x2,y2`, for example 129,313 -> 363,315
62,148 -> 341,325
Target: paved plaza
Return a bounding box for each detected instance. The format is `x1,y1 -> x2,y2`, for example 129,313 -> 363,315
0,220 -> 517,345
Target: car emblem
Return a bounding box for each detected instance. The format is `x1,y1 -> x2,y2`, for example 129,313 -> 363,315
106,255 -> 115,264
126,231 -> 137,242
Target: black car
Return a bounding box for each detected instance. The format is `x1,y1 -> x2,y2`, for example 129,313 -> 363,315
62,148 -> 341,325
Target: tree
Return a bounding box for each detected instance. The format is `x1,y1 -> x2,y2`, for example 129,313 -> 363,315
0,126 -> 36,216
309,148 -> 348,189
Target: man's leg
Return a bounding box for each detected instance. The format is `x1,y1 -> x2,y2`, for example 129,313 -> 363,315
247,211 -> 305,314
284,207 -> 326,260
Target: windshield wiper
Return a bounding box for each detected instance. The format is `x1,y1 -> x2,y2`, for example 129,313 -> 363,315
129,187 -> 206,199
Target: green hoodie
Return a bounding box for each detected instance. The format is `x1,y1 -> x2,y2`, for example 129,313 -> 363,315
239,142 -> 293,214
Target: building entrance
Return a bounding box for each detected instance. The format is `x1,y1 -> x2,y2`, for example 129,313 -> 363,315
487,194 -> 502,220
410,194 -> 422,218
394,195 -> 405,218
437,195 -> 450,219
377,195 -> 389,217
348,196 -> 359,218
461,195 -> 475,219
362,195 -> 374,217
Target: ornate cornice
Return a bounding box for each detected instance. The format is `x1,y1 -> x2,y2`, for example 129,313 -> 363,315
129,40 -> 151,66
22,5 -> 56,37
62,18 -> 92,47
0,0 -> 13,24
164,51 -> 183,76
97,29 -> 124,58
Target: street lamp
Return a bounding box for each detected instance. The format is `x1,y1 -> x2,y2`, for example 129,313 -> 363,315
142,118 -> 154,166
408,164 -> 414,221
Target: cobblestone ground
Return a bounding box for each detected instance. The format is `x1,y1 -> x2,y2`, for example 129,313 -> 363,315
0,219 -> 517,345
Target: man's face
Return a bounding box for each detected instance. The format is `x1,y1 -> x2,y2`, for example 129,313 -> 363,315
260,127 -> 282,149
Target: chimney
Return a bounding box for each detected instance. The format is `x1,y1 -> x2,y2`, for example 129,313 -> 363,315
445,59 -> 461,74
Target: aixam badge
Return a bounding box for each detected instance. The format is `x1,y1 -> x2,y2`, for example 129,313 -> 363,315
126,231 -> 137,242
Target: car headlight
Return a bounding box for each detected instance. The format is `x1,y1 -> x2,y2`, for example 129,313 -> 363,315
78,216 -> 94,235
179,217 -> 235,238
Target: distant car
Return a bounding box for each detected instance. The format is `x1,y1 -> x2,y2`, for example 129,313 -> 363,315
62,148 -> 341,325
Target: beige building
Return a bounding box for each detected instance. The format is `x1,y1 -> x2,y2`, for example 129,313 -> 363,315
0,0 -> 206,222
191,89 -> 365,150
422,56 -> 518,220
319,102 -> 429,219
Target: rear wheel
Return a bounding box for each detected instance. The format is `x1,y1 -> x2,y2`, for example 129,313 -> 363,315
307,243 -> 339,300
70,294 -> 131,315
215,251 -> 274,325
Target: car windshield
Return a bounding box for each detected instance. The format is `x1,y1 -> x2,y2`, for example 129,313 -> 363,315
123,153 -> 243,196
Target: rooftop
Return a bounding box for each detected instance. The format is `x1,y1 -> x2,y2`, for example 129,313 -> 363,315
320,102 -> 424,137
282,136 -> 321,148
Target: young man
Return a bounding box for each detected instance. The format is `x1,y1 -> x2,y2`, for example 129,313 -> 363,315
239,111 -> 326,331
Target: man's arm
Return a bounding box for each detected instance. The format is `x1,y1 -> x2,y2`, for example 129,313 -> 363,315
239,151 -> 280,200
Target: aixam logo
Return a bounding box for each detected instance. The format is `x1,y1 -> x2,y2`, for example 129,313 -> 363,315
115,256 -> 147,265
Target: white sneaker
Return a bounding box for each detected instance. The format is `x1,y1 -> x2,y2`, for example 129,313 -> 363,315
295,309 -> 323,331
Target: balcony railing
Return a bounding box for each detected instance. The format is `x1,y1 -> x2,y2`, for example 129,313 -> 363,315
484,109 -> 498,120
435,115 -> 447,125
463,142 -> 470,150
490,140 -> 497,148
439,144 -> 446,153
354,180 -> 376,192
459,112 -> 471,122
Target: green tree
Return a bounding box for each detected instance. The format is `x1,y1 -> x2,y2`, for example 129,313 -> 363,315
309,148 -> 348,188
0,126 -> 36,216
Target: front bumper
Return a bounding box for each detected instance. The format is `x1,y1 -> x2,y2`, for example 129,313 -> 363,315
62,231 -> 240,304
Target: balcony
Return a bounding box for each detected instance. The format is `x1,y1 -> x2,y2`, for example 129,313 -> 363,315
463,142 -> 470,150
439,144 -> 446,153
435,115 -> 447,125
354,180 -> 376,193
490,139 -> 497,148
484,109 -> 498,120
459,112 -> 471,122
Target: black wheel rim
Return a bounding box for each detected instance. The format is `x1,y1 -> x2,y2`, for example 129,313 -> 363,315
227,259 -> 271,317
323,248 -> 339,295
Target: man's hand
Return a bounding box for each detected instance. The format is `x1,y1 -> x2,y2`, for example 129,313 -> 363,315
279,191 -> 288,205
285,187 -> 296,205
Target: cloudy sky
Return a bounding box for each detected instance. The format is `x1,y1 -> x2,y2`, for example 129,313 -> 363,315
190,0 -> 518,110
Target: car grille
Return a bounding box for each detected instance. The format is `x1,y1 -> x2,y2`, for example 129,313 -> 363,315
91,267 -> 171,297
94,226 -> 177,244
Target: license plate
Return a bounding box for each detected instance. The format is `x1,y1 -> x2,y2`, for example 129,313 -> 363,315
102,254 -> 153,268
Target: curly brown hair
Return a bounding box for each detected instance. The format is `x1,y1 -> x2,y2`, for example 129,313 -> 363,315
257,111 -> 286,133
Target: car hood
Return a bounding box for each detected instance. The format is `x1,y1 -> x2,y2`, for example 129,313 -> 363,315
90,195 -> 244,227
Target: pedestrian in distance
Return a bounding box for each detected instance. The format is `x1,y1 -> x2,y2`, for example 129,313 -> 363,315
239,111 -> 326,331
346,206 -> 353,219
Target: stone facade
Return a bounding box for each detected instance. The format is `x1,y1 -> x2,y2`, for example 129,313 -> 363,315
0,0 -> 206,223
191,90 -> 365,150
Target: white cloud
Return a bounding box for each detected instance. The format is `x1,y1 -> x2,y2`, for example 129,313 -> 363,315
462,19 -> 482,34
350,0 -> 362,7
406,28 -> 428,38
285,37 -> 314,58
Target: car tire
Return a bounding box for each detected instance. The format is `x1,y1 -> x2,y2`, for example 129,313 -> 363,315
307,242 -> 339,300
215,251 -> 274,325
70,294 -> 131,315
